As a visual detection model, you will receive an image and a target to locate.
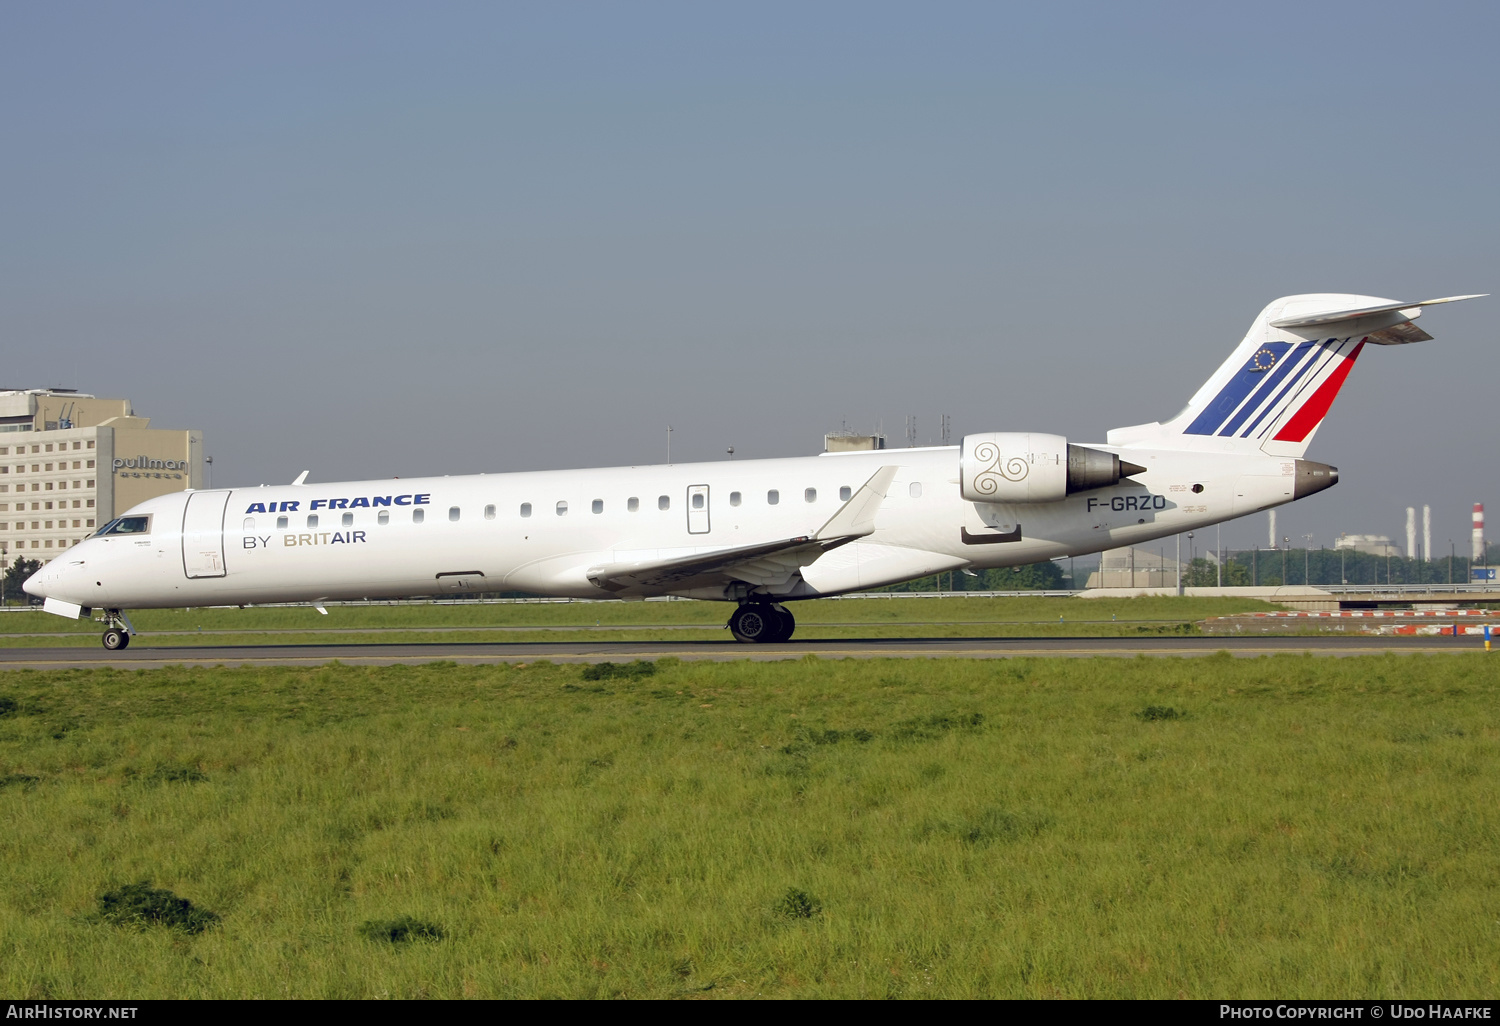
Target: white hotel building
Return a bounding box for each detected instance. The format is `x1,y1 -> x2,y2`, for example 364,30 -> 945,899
0,389 -> 204,572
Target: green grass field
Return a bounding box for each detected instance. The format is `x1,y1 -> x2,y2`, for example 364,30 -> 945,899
0,595 -> 1284,647
1,653 -> 1496,998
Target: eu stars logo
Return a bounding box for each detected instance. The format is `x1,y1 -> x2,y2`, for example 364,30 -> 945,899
1248,346 -> 1279,372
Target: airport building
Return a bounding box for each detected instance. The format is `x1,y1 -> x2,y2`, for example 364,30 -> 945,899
823,432 -> 887,453
0,389 -> 204,570
1334,533 -> 1401,558
1086,546 -> 1183,588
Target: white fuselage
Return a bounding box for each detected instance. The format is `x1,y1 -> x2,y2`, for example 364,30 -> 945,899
27,444 -> 1307,611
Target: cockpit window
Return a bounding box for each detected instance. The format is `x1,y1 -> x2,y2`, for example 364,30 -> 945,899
100,515 -> 151,536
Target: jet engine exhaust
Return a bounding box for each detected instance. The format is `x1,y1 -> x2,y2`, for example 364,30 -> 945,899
1066,445 -> 1145,495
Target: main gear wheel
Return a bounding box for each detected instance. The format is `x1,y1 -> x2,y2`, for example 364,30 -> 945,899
728,604 -> 796,643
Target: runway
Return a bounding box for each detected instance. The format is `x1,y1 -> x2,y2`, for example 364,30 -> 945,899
0,634 -> 1488,669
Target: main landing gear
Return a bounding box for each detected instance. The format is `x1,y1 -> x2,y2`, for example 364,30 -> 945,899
100,609 -> 134,651
727,603 -> 795,644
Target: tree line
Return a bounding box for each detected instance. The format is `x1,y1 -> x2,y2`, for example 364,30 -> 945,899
1180,542 -> 1500,588
883,541 -> 1500,593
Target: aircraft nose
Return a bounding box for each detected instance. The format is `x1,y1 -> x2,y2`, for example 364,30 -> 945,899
21,568 -> 49,598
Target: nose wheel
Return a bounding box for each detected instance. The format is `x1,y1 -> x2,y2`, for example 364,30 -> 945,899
727,603 -> 795,643
98,609 -> 134,651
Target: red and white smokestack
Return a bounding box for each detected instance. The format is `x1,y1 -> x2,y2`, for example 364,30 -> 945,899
1474,503 -> 1486,562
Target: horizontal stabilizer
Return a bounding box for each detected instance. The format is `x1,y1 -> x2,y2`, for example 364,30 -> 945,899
1269,294 -> 1486,329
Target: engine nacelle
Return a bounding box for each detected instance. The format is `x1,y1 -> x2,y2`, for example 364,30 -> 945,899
959,432 -> 1144,503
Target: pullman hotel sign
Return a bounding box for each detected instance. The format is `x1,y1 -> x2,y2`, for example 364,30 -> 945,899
113,455 -> 188,479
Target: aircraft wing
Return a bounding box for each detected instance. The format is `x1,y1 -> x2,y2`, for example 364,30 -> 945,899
586,465 -> 898,594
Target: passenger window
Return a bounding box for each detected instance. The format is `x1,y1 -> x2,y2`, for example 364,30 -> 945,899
277,516 -> 289,530
307,514 -> 319,529
243,517 -> 256,531
909,482 -> 923,498
839,486 -> 852,501
377,510 -> 389,525
658,495 -> 670,510
627,497 -> 639,512
413,508 -> 425,523
556,501 -> 568,516
730,491 -> 741,506
484,504 -> 496,520
805,488 -> 817,503
342,512 -> 354,527
767,489 -> 779,505
520,503 -> 532,518
692,493 -> 704,509
592,499 -> 603,514
449,506 -> 461,522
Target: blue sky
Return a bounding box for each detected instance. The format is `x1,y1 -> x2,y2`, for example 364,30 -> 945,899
3,1 -> 1497,552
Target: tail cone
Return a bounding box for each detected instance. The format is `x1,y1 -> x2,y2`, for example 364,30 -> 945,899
1292,460 -> 1338,499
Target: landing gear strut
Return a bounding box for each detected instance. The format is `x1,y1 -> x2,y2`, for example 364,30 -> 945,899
99,609 -> 133,651
727,603 -> 795,644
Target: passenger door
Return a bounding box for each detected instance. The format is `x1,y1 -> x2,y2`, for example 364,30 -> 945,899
182,490 -> 230,578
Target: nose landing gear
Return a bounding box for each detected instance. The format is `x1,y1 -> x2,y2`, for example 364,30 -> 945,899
99,609 -> 134,651
727,603 -> 795,644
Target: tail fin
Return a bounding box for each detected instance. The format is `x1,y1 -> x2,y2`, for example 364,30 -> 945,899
1107,293 -> 1484,458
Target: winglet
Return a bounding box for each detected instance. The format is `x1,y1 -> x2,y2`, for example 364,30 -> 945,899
292,470 -> 310,486
814,465 -> 898,541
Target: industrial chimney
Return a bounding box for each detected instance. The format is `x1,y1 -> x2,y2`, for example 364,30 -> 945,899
1406,508 -> 1416,564
1475,504 -> 1486,562
1423,505 -> 1431,563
